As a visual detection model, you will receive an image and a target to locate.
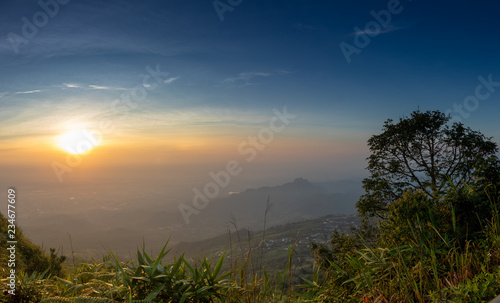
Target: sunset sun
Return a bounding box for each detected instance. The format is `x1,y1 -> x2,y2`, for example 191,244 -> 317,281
57,129 -> 100,154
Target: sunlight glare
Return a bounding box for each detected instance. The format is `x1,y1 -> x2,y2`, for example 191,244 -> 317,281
57,129 -> 100,154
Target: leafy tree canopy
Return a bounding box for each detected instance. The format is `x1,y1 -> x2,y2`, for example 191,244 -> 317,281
357,110 -> 498,218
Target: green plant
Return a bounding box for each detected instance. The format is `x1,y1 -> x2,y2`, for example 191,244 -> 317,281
108,241 -> 232,302
430,269 -> 500,303
3,270 -> 51,303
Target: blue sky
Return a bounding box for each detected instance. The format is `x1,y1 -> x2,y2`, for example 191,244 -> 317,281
1,0 -> 500,185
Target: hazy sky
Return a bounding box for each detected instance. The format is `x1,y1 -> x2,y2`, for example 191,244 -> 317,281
1,0 -> 500,189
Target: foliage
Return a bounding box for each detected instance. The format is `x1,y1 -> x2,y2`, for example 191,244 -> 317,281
0,213 -> 66,278
357,109 -> 498,218
310,157 -> 500,302
311,218 -> 378,269
0,240 -> 319,302
45,242 -> 234,302
0,212 -> 66,302
429,268 -> 500,303
1,270 -> 50,303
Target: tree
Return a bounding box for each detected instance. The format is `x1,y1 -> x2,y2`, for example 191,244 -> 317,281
357,110 -> 498,218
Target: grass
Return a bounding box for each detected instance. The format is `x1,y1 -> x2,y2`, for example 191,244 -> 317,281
311,187 -> 500,302
0,239 -> 318,302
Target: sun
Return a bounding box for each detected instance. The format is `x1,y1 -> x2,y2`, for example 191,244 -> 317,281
57,129 -> 100,154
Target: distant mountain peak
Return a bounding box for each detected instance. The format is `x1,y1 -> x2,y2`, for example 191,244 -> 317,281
277,178 -> 314,187
266,178 -> 321,192
292,177 -> 309,184
241,178 -> 316,194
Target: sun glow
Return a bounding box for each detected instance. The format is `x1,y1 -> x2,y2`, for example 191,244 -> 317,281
57,129 -> 100,154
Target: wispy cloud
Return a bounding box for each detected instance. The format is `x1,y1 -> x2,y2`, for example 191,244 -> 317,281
15,90 -> 42,94
60,83 -> 128,90
352,24 -> 404,36
0,98 -> 111,144
88,85 -> 109,90
88,85 -> 127,91
224,72 -> 272,86
62,83 -> 82,88
163,76 -> 180,84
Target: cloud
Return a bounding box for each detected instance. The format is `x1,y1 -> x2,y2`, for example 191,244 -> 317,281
60,83 -> 128,90
0,98 -> 111,145
63,83 -> 82,88
224,72 -> 272,86
163,76 -> 180,84
15,90 -> 42,94
88,85 -> 127,91
89,85 -> 112,90
352,24 -> 404,36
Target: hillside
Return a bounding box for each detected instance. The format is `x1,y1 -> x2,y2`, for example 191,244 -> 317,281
20,178 -> 361,260
0,212 -> 65,281
171,213 -> 361,272
180,178 -> 361,232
